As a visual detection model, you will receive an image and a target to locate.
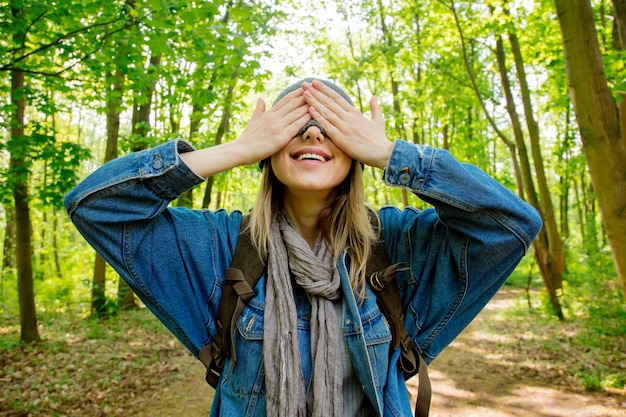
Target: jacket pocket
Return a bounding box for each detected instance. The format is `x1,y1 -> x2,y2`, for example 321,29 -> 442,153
362,308 -> 392,392
222,303 -> 266,395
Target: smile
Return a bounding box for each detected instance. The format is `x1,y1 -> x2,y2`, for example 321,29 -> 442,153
295,153 -> 328,162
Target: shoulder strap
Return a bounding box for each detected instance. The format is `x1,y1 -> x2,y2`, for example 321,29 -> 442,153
199,212 -> 431,416
199,215 -> 264,388
366,216 -> 431,417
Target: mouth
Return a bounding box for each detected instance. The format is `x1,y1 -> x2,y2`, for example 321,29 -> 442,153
291,149 -> 331,163
295,153 -> 328,162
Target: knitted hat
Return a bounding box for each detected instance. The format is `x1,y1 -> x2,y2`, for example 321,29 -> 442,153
272,77 -> 354,107
259,78 -> 354,169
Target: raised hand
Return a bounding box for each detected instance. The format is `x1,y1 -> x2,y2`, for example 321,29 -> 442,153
180,88 -> 311,178
301,80 -> 394,169
234,88 -> 311,165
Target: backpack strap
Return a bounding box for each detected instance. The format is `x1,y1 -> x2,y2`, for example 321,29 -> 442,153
199,213 -> 431,417
199,215 -> 264,388
367,218 -> 431,417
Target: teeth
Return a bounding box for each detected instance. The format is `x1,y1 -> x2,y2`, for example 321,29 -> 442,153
296,153 -> 327,161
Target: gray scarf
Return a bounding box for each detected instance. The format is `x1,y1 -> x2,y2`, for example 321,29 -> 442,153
264,211 -> 343,417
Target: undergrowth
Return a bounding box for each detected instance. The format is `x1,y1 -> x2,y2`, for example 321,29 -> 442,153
504,250 -> 626,394
0,308 -> 187,416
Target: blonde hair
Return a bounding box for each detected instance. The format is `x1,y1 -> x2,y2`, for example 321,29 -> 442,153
248,160 -> 377,297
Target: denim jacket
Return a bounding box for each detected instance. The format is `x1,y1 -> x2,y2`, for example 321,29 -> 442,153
65,139 -> 541,416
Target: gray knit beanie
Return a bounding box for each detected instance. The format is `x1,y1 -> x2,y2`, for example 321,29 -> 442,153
272,77 -> 354,107
259,78 -> 354,169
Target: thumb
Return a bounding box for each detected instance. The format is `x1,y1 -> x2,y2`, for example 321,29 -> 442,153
370,96 -> 384,122
250,98 -> 266,121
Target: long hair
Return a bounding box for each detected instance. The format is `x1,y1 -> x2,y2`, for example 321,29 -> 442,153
248,160 -> 377,297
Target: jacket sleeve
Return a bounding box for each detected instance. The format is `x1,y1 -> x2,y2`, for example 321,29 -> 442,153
64,139 -> 241,356
379,140 -> 542,363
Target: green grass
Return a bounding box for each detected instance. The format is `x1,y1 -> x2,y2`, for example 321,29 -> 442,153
503,251 -> 626,394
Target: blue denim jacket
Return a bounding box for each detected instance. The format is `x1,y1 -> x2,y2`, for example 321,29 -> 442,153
65,139 -> 541,416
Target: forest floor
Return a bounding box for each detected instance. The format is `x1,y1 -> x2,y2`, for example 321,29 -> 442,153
406,288 -> 626,417
1,287 -> 625,416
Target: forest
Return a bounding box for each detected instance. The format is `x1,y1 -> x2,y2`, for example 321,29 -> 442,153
1,0 -> 626,415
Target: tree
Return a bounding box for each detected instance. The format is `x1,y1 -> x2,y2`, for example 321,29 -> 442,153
89,1 -> 132,317
554,0 -> 626,297
504,3 -> 567,318
2,0 -> 124,322
8,2 -> 41,343
438,0 -> 565,317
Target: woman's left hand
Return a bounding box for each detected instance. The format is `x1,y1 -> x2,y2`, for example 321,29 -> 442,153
302,80 -> 394,169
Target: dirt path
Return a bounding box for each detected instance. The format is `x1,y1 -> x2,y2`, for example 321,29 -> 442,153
407,288 -> 626,417
138,288 -> 626,416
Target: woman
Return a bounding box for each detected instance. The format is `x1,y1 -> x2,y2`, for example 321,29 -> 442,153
65,78 -> 541,417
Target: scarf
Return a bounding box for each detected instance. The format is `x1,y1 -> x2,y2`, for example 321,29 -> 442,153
264,211 -> 343,417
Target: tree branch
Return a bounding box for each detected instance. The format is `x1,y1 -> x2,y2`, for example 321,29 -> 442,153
1,15 -> 132,71
438,0 -> 513,147
21,10 -> 49,51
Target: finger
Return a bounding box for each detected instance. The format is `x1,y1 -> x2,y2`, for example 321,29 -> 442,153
290,110 -> 314,136
307,80 -> 353,111
285,101 -> 311,130
308,105 -> 327,125
271,85 -> 305,112
302,82 -> 357,131
271,93 -> 311,138
301,83 -> 338,118
370,96 -> 384,122
273,89 -> 309,126
308,105 -> 342,143
303,89 -> 343,132
250,98 -> 266,121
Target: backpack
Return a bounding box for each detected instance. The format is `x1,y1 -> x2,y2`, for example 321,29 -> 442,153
198,214 -> 431,417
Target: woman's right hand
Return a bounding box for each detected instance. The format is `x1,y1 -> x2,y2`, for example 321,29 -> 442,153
181,87 -> 311,178
234,88 -> 311,165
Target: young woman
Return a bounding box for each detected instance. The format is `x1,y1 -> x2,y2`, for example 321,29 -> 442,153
65,78 -> 541,417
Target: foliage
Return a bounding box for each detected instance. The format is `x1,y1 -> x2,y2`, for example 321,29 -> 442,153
0,0 -> 285,321
0,1 -> 624,413
0,0 -> 623,400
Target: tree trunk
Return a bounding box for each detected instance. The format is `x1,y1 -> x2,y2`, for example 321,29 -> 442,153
52,212 -> 62,278
92,66 -> 125,318
189,102 -> 203,141
117,52 -> 162,310
448,2 -> 524,196
374,0 -> 410,207
448,1 -> 562,316
495,36 -> 564,319
614,0 -> 626,149
554,0 -> 626,297
2,206 -> 16,276
558,105 -> 573,239
510,32 -> 566,278
92,254 -> 107,315
130,54 -> 161,151
202,77 -> 236,209
584,180 -> 599,255
10,2 -> 41,342
613,0 -> 626,49
11,66 -> 41,343
573,173 -> 585,241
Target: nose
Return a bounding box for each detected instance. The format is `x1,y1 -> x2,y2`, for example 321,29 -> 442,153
302,124 -> 325,143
